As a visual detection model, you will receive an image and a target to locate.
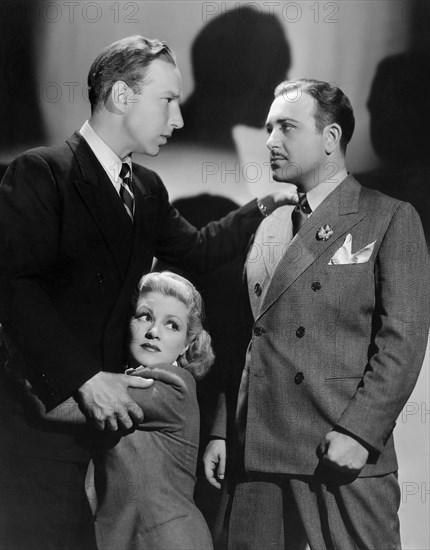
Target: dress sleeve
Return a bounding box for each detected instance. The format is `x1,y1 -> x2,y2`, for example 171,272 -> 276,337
127,365 -> 197,433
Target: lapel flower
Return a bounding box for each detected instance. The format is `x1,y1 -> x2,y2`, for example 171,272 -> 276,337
316,224 -> 334,241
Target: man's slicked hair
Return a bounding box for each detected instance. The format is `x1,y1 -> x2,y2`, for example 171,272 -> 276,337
274,79 -> 355,152
88,35 -> 176,113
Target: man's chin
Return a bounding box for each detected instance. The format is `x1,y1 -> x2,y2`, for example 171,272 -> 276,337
272,171 -> 296,184
139,144 -> 161,157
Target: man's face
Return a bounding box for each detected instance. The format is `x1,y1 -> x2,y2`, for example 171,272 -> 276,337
123,59 -> 183,156
266,91 -> 327,189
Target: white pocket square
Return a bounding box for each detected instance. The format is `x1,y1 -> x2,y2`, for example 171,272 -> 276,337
328,234 -> 376,265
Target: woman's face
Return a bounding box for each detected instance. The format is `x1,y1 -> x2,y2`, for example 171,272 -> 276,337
129,291 -> 189,367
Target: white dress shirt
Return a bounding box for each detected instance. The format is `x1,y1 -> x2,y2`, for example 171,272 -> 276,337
79,120 -> 132,195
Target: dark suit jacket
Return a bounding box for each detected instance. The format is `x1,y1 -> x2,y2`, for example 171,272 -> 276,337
213,176 -> 429,477
0,132 -> 263,458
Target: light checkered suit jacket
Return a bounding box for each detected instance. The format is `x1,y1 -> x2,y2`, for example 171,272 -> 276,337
213,175 -> 429,477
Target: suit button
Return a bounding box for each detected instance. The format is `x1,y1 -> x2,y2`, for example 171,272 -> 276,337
311,282 -> 321,292
294,372 -> 304,385
253,326 -> 265,337
254,283 -> 262,296
96,272 -> 104,284
296,326 -> 305,338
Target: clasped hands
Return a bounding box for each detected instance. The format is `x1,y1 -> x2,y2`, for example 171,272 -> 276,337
77,370 -> 154,431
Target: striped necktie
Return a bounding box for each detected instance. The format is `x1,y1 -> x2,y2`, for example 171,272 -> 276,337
291,193 -> 311,236
119,163 -> 134,221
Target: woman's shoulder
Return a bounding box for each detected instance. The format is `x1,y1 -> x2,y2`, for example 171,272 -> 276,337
127,363 -> 196,394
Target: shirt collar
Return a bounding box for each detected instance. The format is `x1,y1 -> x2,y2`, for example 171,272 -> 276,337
306,168 -> 348,213
79,120 -> 131,193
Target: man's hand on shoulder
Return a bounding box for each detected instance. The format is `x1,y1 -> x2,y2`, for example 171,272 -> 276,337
269,186 -> 300,206
318,430 -> 369,475
257,184 -> 299,217
76,371 -> 154,431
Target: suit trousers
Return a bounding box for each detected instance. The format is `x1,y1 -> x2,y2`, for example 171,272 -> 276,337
228,472 -> 401,550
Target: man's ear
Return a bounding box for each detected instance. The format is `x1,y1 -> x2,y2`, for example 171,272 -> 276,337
324,123 -> 342,154
110,81 -> 130,113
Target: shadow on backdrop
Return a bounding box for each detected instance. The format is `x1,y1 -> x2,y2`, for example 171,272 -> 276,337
173,6 -> 291,151
0,0 -> 46,159
358,52 -> 430,245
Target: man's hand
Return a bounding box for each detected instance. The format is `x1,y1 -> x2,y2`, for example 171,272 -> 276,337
270,186 -> 300,206
318,431 -> 369,475
203,439 -> 226,489
76,371 -> 154,431
258,185 -> 299,216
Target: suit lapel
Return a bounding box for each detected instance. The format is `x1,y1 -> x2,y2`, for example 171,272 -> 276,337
257,176 -> 365,320
67,132 -> 134,279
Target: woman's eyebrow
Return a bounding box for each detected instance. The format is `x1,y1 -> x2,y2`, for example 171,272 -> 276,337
135,304 -> 152,315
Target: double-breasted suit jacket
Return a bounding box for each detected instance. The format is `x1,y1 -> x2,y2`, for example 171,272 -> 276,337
0,132 -> 264,459
214,175 -> 429,477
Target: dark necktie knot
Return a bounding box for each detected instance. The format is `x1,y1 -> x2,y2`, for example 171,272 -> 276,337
291,193 -> 311,236
120,163 -> 131,185
298,193 -> 312,214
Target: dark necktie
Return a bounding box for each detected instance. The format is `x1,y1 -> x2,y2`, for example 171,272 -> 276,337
291,193 -> 311,236
119,163 -> 134,221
